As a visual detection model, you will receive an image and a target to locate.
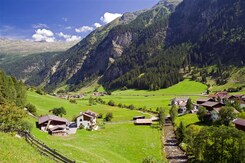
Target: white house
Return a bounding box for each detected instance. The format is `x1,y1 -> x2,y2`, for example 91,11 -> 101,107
76,110 -> 98,130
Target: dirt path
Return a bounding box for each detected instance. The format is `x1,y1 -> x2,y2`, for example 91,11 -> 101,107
163,119 -> 187,163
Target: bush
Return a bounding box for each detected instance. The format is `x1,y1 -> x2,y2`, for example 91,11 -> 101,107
25,103 -> 37,115
104,113 -> 113,122
57,89 -> 66,94
108,100 -> 115,106
69,99 -> 77,104
20,120 -> 33,132
97,113 -> 103,119
128,104 -> 135,110
36,87 -> 45,95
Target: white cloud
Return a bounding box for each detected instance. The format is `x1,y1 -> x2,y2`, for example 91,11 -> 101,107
62,17 -> 68,22
100,12 -> 122,24
65,26 -> 72,30
66,35 -> 81,42
32,23 -> 48,29
56,32 -> 81,42
94,23 -> 102,28
32,29 -> 55,42
75,26 -> 94,33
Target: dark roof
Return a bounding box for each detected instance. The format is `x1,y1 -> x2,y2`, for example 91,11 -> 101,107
233,118 -> 245,126
38,115 -> 69,124
85,110 -> 98,117
197,98 -> 212,102
200,101 -> 221,107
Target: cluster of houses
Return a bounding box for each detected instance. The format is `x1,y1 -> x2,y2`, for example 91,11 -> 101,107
171,91 -> 245,131
171,92 -> 244,114
37,110 -> 98,136
55,93 -> 85,100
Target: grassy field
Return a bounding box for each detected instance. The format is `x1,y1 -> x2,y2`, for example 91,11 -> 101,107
28,118 -> 163,163
175,114 -> 200,128
112,79 -> 207,96
27,91 -> 150,121
27,91 -> 163,162
99,80 -> 207,113
0,132 -> 52,163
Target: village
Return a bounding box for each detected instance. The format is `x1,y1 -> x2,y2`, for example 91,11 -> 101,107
36,91 -> 245,137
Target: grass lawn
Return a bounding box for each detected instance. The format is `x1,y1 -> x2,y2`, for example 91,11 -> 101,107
26,92 -> 163,162
28,117 -> 163,163
174,114 -> 200,128
0,132 -> 52,163
27,91 -> 150,121
112,79 -> 207,96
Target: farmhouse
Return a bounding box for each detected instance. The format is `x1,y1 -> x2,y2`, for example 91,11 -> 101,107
76,110 -> 98,130
233,118 -> 245,132
199,101 -> 223,111
171,97 -> 189,113
37,115 -> 71,136
134,119 -> 152,125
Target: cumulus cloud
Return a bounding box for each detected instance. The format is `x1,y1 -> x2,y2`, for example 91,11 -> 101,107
94,23 -> 102,28
75,26 -> 94,33
32,23 -> 48,29
100,12 -> 122,24
56,32 -> 81,42
32,29 -> 55,42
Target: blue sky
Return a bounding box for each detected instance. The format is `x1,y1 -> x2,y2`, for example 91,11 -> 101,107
0,0 -> 159,42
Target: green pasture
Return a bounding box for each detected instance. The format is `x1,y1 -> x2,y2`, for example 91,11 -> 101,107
0,132 -> 52,163
27,117 -> 163,163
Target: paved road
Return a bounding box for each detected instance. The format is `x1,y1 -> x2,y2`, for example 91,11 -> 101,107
163,119 -> 187,163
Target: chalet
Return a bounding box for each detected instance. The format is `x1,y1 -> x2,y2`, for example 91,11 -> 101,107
38,115 -> 69,132
133,116 -> 145,120
134,119 -> 152,125
213,107 -> 240,114
171,97 -> 189,106
76,110 -> 98,130
199,101 -> 223,111
233,118 -> 245,132
196,98 -> 214,105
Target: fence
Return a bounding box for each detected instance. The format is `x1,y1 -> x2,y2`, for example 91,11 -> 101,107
22,132 -> 75,163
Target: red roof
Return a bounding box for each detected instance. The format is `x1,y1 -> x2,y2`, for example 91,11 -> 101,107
233,118 -> 245,126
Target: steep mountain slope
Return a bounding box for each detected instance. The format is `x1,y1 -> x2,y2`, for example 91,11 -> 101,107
166,0 -> 245,65
104,0 -> 245,90
45,0 -> 182,91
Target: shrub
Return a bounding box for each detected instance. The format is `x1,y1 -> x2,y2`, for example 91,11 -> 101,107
97,113 -> 103,119
25,103 -> 37,115
128,104 -> 135,110
108,100 -> 115,106
69,99 -> 77,104
104,113 -> 113,122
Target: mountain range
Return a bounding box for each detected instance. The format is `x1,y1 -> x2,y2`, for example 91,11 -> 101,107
0,0 -> 244,92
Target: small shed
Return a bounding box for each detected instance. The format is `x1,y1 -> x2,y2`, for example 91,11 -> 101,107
134,119 -> 152,125
233,118 -> 245,132
133,116 -> 145,120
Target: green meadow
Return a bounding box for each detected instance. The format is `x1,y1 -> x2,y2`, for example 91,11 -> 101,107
28,118 -> 162,163
0,132 -> 52,163
24,79 -> 209,162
